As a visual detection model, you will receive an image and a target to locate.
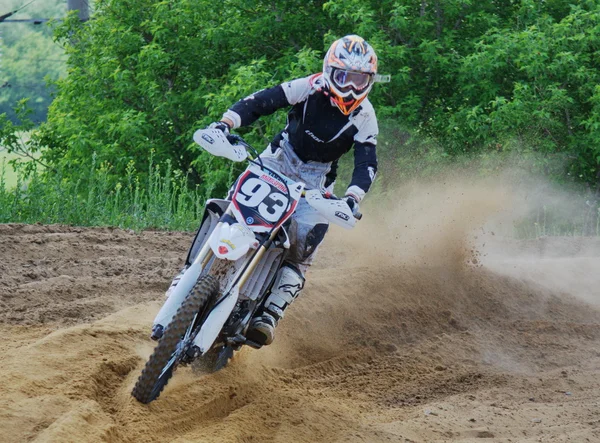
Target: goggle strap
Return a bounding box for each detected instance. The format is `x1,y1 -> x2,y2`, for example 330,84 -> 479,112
374,74 -> 391,83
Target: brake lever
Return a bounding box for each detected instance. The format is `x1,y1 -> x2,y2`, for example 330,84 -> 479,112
226,134 -> 245,145
227,134 -> 259,161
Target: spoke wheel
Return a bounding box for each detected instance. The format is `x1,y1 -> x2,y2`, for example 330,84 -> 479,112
132,275 -> 219,404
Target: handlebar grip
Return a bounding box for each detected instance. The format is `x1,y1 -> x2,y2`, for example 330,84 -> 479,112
227,134 -> 244,145
354,211 -> 363,221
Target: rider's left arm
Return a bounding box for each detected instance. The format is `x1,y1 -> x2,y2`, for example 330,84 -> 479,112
345,105 -> 379,202
346,141 -> 378,202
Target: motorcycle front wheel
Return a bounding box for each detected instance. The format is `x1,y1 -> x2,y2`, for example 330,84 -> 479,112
131,275 -> 219,404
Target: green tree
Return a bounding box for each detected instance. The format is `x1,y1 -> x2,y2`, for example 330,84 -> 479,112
15,0 -> 600,204
37,0 -> 335,199
445,1 -> 600,183
0,0 -> 67,122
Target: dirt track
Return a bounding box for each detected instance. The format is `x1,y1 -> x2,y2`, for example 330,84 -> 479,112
1,218 -> 599,442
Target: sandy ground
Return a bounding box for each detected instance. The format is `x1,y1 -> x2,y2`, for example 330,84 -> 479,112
1,189 -> 599,442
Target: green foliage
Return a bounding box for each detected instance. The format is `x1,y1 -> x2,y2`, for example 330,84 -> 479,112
324,0 -> 600,184
4,0 -> 600,233
37,0 -> 334,200
0,0 -> 67,122
443,2 -> 600,183
0,99 -> 49,177
0,149 -> 204,230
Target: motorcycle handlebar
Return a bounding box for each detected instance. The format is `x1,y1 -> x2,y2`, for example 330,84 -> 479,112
319,193 -> 362,220
227,134 -> 251,150
227,133 -> 362,221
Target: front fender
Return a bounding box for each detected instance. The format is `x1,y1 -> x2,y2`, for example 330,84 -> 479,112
209,222 -> 259,260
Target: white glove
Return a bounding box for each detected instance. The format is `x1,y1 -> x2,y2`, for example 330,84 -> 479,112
343,195 -> 360,216
208,121 -> 231,135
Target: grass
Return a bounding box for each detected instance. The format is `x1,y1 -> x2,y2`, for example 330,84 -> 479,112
0,132 -> 598,237
0,149 -> 23,189
0,152 -> 205,231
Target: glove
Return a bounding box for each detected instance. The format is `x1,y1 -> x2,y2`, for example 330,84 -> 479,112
343,195 -> 360,216
208,121 -> 231,135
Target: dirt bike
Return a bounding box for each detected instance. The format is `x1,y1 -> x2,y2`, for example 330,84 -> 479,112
131,128 -> 360,404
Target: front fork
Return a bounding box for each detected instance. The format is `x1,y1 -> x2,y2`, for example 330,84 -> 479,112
153,206 -> 276,333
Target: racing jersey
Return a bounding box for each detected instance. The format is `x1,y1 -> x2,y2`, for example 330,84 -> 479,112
222,74 -> 378,201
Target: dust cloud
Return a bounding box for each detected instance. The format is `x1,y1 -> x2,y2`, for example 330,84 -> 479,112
475,176 -> 600,306
268,170 -> 600,374
1,170 -> 600,442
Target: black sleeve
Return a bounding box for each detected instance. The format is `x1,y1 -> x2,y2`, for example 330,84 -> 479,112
227,85 -> 289,127
324,160 -> 338,189
347,141 -> 378,200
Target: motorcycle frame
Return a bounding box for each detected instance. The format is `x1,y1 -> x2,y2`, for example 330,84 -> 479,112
154,131 -> 357,355
179,170 -> 299,352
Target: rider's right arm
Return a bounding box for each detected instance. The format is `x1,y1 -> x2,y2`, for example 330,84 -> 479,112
221,75 -> 319,129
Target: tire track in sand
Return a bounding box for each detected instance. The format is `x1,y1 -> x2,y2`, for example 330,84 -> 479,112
1,224 -> 599,442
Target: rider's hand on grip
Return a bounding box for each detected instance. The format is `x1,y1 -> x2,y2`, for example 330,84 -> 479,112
226,133 -> 244,146
207,122 -> 246,150
208,121 -> 231,135
343,195 -> 362,220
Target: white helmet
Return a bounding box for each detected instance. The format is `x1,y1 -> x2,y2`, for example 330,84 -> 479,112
322,35 -> 378,115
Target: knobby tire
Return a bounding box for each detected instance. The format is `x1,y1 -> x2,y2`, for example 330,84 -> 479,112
131,275 -> 219,404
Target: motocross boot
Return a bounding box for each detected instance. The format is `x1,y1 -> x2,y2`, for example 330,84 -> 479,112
248,264 -> 305,346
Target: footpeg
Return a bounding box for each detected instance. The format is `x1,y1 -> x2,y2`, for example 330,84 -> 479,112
226,334 -> 262,349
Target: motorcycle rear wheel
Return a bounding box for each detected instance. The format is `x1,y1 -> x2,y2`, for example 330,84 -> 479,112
131,275 -> 219,404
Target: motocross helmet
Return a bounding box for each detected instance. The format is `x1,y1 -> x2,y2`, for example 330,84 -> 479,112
323,35 -> 378,115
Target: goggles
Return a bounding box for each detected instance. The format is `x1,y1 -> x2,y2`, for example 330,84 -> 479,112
332,69 -> 373,91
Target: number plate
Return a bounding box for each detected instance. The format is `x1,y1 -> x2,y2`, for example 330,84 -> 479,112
231,164 -> 304,232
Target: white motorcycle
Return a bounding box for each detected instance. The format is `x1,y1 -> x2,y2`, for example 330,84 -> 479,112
131,128 -> 360,404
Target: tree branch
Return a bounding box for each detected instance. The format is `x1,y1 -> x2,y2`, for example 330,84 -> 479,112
434,0 -> 444,38
453,3 -> 470,30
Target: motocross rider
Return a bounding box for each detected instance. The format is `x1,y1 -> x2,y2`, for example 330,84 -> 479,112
155,35 -> 381,346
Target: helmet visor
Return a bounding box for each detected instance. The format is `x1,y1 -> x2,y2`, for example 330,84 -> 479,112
332,69 -> 372,92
